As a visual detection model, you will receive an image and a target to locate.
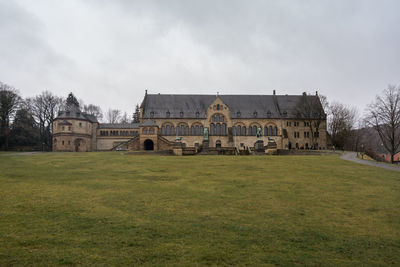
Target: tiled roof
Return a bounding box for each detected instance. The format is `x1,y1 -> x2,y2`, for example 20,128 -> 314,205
141,94 -> 325,119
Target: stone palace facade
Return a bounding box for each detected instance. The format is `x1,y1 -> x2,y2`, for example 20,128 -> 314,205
52,91 -> 327,153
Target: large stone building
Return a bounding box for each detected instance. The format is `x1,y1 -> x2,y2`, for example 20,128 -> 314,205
53,91 -> 327,153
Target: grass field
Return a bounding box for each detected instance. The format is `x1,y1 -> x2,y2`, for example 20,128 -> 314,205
0,152 -> 399,266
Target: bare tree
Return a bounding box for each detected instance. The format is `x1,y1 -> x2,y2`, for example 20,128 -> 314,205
0,82 -> 21,150
28,91 -> 63,151
83,104 -> 103,121
120,112 -> 130,124
295,92 -> 327,148
105,109 -> 121,124
328,102 -> 358,149
365,85 -> 400,163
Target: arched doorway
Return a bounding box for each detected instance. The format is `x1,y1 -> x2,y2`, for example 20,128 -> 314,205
144,139 -> 154,150
216,140 -> 221,148
74,138 -> 85,152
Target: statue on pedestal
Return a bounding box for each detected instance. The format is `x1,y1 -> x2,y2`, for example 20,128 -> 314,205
204,127 -> 209,141
256,126 -> 262,140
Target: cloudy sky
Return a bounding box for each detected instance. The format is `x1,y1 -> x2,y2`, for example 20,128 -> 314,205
1,0 -> 399,116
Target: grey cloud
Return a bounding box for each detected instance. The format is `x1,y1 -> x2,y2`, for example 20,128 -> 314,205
1,0 -> 400,114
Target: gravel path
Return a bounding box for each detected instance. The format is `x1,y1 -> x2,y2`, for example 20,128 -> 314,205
341,152 -> 400,172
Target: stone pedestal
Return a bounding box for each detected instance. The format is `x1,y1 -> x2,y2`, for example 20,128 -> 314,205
254,140 -> 265,152
202,140 -> 209,152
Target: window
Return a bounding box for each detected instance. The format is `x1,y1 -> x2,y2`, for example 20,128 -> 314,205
191,126 -> 195,136
237,111 -> 241,117
195,125 -> 200,136
287,122 -> 291,127
264,126 -> 268,136
210,123 -> 215,136
222,123 -> 226,135
283,111 -> 287,117
253,111 -> 257,118
196,111 -> 200,118
252,126 -> 257,136
180,111 -> 184,118
217,104 -> 220,110
150,111 -> 154,118
294,121 -> 299,127
79,122 -> 82,127
68,141 -> 70,145
68,126 -> 71,131
269,126 -> 273,136
267,111 -> 271,117
62,141 -> 64,145
237,125 -> 241,136
62,126 -> 65,131
242,126 -> 247,136
304,131 -> 310,138
216,123 -> 221,135
273,127 -> 278,136
166,111 -> 170,118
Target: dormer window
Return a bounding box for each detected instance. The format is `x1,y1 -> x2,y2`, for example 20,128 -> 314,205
237,111 -> 241,117
195,111 -> 200,118
180,111 -> 184,118
217,104 -> 220,110
253,111 -> 257,118
150,111 -> 154,118
166,111 -> 170,118
66,111 -> 70,116
283,111 -> 287,117
267,111 -> 271,117
77,112 -> 80,116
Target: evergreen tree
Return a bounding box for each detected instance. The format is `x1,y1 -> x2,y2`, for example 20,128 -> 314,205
9,108 -> 40,148
132,104 -> 140,123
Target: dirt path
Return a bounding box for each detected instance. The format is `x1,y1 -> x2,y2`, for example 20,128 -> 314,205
341,152 -> 400,172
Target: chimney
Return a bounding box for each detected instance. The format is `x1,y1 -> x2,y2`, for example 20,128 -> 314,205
273,90 -> 276,95
316,91 -> 318,96
145,89 -> 148,95
302,92 -> 307,96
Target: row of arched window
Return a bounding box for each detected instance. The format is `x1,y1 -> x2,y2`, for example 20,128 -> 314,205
161,123 -> 279,137
161,125 -> 204,136
100,130 -> 139,136
232,125 -> 278,136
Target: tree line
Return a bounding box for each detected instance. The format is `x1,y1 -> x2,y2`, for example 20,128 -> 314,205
0,82 -> 140,151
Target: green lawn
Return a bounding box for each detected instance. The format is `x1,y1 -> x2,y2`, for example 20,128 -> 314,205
0,153 -> 399,266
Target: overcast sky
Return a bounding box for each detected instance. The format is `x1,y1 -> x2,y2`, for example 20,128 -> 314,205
1,0 -> 399,116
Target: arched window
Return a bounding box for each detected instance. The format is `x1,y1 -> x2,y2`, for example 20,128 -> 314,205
195,125 -> 199,136
210,123 -> 215,136
166,125 -> 170,135
180,125 -> 185,136
269,126 -> 273,136
232,126 -> 236,136
216,114 -> 220,122
216,123 -> 221,135
264,126 -> 268,136
248,127 -> 252,136
273,127 -> 278,136
242,126 -> 247,136
253,126 -> 257,136
191,126 -> 195,136
161,126 -> 165,135
222,123 -> 226,135
185,126 -> 189,136
237,125 -> 241,136
200,126 -> 204,135
171,126 -> 175,135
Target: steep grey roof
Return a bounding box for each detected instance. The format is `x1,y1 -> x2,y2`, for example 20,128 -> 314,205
56,107 -> 99,123
98,123 -> 140,129
142,94 -> 325,119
